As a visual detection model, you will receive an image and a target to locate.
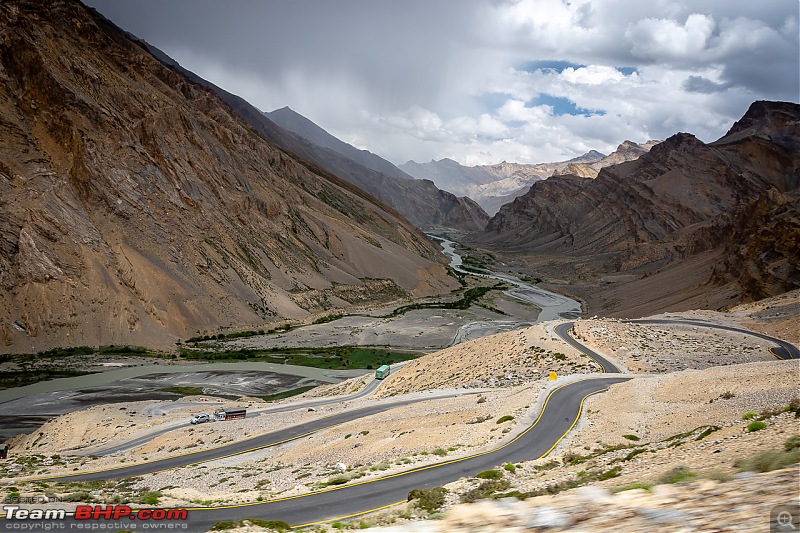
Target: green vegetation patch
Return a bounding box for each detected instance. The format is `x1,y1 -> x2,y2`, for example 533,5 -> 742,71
180,345 -> 416,370
0,369 -> 96,389
461,479 -> 511,503
695,426 -> 722,440
211,520 -> 290,532
612,482 -> 652,493
384,283 -> 508,318
159,386 -> 203,396
496,415 -> 514,424
407,487 -> 448,513
747,421 -> 767,432
657,466 -> 696,485
475,469 -> 503,480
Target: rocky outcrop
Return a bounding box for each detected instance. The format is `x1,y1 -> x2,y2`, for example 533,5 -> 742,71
0,0 -> 457,352
711,188 -> 800,300
478,101 -> 800,311
555,140 -> 659,179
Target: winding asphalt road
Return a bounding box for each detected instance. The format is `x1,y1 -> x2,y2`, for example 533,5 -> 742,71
3,375 -> 629,531
629,319 -> 800,360
94,376 -> 384,456
3,320 -> 796,531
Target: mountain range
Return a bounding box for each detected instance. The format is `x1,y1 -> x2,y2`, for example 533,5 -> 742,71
476,100 -> 800,315
401,151 -> 616,215
0,0 -> 458,352
1,0 -> 796,353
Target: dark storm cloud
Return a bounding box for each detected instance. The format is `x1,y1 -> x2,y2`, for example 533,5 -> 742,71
84,0 -> 487,112
82,0 -> 799,165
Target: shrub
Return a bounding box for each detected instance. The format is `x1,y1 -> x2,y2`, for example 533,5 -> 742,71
210,522 -> 236,531
785,435 -> 800,452
407,487 -> 448,513
657,466 -> 695,484
695,426 -> 721,440
246,520 -> 290,532
747,421 -> 767,432
476,469 -> 503,480
612,482 -> 651,493
597,466 -> 622,481
719,391 -> 735,400
496,415 -> 514,424
461,479 -> 510,503
503,463 -> 516,473
62,492 -> 91,503
742,412 -> 758,420
141,491 -> 161,505
623,434 -> 640,441
735,448 -> 800,473
562,452 -> 588,465
621,448 -> 648,461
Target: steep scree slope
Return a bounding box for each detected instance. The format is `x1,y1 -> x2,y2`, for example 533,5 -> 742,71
0,0 -> 456,352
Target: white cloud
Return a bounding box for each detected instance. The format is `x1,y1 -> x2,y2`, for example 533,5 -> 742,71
86,0 -> 799,167
626,14 -> 716,60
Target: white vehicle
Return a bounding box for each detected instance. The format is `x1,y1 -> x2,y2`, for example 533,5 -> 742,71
190,413 -> 210,425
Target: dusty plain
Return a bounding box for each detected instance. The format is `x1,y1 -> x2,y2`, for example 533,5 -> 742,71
1,291 -> 797,533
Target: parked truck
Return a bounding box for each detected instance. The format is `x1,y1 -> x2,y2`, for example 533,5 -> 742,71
214,407 -> 246,421
375,364 -> 390,380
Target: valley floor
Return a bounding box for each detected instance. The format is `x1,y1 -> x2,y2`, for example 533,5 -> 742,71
0,291 -> 797,531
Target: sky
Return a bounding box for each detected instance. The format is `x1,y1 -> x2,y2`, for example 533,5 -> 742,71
84,0 -> 799,166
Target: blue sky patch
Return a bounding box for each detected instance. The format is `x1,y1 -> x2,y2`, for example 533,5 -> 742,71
529,94 -> 604,117
519,60 -> 586,73
617,66 -> 639,76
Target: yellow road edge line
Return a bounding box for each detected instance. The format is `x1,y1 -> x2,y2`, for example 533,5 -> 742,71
768,347 -> 785,360
22,393 -> 447,483
17,379 -> 383,482
285,386 -> 613,528
540,387 -> 607,458
183,376 -> 623,513
293,501 -> 407,528
556,323 -> 622,374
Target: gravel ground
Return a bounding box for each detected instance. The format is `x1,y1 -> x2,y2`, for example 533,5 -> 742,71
2,292 -> 796,526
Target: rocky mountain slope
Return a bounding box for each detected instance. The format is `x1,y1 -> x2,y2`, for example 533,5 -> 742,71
266,106 -> 413,182
401,152 -> 606,215
0,0 -> 458,353
141,46 -> 489,233
554,140 -> 659,179
259,107 -> 490,231
477,101 -> 800,315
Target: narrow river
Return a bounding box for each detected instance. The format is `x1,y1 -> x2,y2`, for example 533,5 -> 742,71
1,237 -> 583,433
434,236 -> 581,323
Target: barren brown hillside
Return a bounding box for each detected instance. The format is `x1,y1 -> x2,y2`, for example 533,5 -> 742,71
0,0 -> 457,353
